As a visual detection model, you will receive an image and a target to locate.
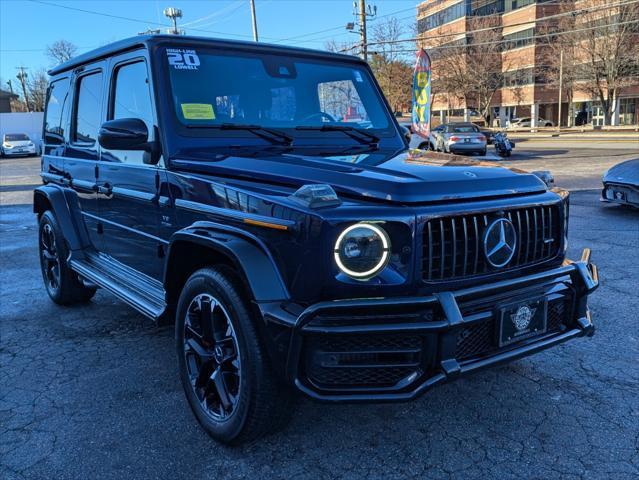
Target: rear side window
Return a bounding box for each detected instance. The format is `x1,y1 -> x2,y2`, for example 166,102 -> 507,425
73,72 -> 103,145
44,77 -> 70,144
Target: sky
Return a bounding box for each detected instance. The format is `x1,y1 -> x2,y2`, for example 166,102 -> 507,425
0,0 -> 419,90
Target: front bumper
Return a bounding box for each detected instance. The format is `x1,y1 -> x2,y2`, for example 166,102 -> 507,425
2,146 -> 36,156
261,249 -> 598,402
601,182 -> 639,207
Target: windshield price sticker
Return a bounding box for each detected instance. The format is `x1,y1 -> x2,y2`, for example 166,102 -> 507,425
167,49 -> 201,70
181,103 -> 215,120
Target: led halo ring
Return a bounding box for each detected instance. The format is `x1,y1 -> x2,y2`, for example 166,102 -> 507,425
333,223 -> 391,279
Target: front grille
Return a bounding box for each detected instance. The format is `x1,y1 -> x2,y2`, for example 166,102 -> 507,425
422,204 -> 561,281
305,334 -> 422,388
455,295 -> 574,361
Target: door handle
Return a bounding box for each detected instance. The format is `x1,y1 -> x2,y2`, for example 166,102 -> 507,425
97,183 -> 113,196
62,172 -> 73,186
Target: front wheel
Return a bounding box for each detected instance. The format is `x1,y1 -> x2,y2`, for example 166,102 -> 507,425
176,267 -> 293,444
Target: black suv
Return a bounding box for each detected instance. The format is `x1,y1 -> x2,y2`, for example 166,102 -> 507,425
35,35 -> 598,444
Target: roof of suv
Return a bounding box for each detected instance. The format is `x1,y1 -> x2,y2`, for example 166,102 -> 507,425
49,34 -> 363,76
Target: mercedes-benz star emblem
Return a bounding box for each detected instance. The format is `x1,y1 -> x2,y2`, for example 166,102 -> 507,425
483,218 -> 517,267
511,305 -> 536,331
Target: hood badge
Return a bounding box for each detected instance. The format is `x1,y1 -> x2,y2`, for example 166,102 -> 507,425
464,171 -> 477,178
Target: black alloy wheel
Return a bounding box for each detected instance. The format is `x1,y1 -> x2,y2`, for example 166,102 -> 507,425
40,222 -> 61,293
183,293 -> 242,421
176,267 -> 293,444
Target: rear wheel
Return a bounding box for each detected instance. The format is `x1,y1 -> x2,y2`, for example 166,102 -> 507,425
176,267 -> 293,444
38,211 -> 96,305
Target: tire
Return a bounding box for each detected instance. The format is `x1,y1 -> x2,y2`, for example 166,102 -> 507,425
176,267 -> 293,445
38,211 -> 97,305
545,123 -> 552,127
481,149 -> 487,156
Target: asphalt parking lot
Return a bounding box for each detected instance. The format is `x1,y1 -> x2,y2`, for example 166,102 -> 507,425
1,147 -> 638,480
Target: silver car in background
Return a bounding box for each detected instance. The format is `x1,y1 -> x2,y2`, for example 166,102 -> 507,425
1,133 -> 37,157
432,123 -> 487,155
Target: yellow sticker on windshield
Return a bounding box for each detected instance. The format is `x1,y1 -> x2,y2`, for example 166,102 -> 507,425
181,103 -> 215,120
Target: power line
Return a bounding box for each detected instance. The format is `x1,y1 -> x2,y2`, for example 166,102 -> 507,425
376,18 -> 639,54
24,0 -> 279,40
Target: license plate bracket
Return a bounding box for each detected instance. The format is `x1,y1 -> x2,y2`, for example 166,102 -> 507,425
497,298 -> 547,347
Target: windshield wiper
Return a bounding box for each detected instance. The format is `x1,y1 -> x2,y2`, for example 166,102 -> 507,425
295,124 -> 380,146
186,122 -> 293,146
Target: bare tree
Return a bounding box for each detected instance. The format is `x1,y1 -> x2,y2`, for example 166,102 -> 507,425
369,18 -> 413,114
46,39 -> 77,65
28,70 -> 49,112
550,0 -> 639,125
429,15 -> 506,124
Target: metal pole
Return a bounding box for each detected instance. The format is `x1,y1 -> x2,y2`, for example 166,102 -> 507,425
557,49 -> 563,131
250,0 -> 259,42
359,0 -> 367,61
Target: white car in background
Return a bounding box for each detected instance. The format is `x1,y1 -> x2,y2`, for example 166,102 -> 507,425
1,133 -> 37,157
507,117 -> 554,128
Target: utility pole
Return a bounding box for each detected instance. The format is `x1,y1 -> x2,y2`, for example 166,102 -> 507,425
250,0 -> 259,42
16,66 -> 31,112
359,0 -> 367,61
557,49 -> 563,131
355,1 -> 376,62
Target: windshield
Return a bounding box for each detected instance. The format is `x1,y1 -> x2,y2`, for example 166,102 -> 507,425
164,47 -> 391,134
5,134 -> 29,141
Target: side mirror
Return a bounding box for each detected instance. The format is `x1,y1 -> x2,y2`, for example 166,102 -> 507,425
98,118 -> 149,151
400,125 -> 411,145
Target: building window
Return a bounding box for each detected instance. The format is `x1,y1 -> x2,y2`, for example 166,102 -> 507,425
504,0 -> 552,13
502,68 -> 534,87
619,98 -> 637,126
417,1 -> 468,33
503,28 -> 534,50
470,0 -> 504,16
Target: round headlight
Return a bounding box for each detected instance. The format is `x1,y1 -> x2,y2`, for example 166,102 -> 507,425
334,223 -> 390,279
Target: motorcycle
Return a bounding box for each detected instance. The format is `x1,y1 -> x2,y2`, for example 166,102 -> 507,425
494,131 -> 514,157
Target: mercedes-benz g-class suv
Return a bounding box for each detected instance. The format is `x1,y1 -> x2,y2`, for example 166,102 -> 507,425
36,35 -> 598,444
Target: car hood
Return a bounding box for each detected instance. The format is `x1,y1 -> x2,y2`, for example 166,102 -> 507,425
172,148 -> 547,204
603,159 -> 639,185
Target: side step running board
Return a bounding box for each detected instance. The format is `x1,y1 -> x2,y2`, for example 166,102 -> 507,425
70,254 -> 166,321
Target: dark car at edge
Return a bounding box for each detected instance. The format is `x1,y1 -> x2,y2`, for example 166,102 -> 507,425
601,159 -> 639,208
34,35 -> 598,444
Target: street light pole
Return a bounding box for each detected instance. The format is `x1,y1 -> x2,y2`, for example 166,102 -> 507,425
250,0 -> 259,42
557,49 -> 563,131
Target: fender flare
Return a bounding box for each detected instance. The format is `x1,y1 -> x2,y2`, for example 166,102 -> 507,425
165,221 -> 290,302
33,185 -> 90,251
